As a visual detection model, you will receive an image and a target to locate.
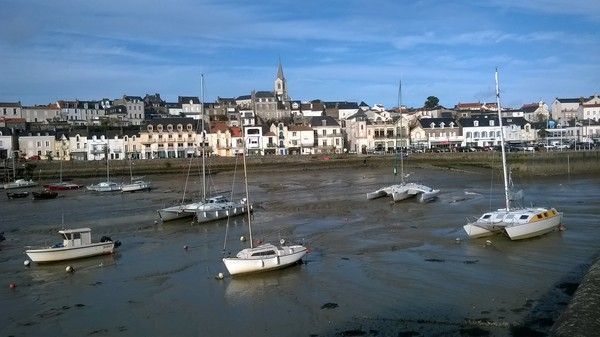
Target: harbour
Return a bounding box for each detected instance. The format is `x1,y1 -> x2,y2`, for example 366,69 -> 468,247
1,166 -> 598,336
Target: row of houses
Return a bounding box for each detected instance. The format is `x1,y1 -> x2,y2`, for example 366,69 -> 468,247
1,112 -> 599,160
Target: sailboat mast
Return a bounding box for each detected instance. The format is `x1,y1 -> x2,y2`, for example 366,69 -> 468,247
398,79 -> 404,184
495,69 -> 510,211
242,141 -> 253,249
200,74 -> 206,201
106,145 -> 110,182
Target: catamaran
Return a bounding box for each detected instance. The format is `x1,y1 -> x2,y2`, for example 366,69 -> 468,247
367,80 -> 439,202
463,70 -> 562,240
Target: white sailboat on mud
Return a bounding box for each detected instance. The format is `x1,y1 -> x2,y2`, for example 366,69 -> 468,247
463,70 -> 562,240
158,75 -> 248,222
121,158 -> 151,192
367,80 -> 439,202
87,146 -> 122,192
222,143 -> 307,276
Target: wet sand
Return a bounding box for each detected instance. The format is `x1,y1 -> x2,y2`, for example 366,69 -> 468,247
1,165 -> 599,336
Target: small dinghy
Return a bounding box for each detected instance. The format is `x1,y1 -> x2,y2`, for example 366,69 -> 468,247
7,191 -> 29,199
32,190 -> 59,200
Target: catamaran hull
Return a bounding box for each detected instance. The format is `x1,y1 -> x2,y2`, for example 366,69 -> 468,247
223,247 -> 307,276
26,242 -> 114,263
463,224 -> 498,238
505,215 -> 562,240
158,207 -> 193,222
195,205 -> 249,224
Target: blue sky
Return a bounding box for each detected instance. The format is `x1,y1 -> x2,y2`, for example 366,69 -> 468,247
1,0 -> 598,109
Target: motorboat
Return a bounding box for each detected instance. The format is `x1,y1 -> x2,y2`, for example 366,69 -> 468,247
25,228 -> 120,263
4,179 -> 37,189
462,70 -> 562,240
32,190 -> 59,200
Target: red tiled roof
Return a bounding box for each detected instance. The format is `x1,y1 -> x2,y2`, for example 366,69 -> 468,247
230,127 -> 242,137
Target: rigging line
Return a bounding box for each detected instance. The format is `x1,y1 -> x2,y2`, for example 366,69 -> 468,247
223,154 -> 239,252
488,151 -> 496,212
181,155 -> 194,205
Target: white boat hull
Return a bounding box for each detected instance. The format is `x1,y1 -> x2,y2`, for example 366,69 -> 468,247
158,205 -> 194,221
26,242 -> 114,263
505,214 -> 562,240
121,181 -> 151,192
463,224 -> 498,239
4,179 -> 37,189
223,245 -> 307,276
369,183 -> 439,203
87,182 -> 122,192
195,204 -> 249,223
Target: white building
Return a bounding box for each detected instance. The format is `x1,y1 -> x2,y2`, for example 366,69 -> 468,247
18,131 -> 55,159
580,95 -> 600,121
310,116 -> 343,154
0,127 -> 15,159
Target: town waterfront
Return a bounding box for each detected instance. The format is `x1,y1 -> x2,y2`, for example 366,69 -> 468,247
1,166 -> 599,336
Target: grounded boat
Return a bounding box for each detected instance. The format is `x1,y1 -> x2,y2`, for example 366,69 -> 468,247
32,190 -> 59,200
4,179 -> 37,189
7,191 -> 29,199
367,80 -> 439,203
222,145 -> 307,276
87,181 -> 122,192
25,228 -> 120,263
192,196 -> 249,223
368,182 -> 440,202
121,180 -> 151,192
44,182 -> 83,190
87,148 -> 121,192
462,70 -> 562,241
121,158 -> 151,192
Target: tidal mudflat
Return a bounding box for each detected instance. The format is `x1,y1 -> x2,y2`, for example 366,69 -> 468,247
1,165 -> 598,336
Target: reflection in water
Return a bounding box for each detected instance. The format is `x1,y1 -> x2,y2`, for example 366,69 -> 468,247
225,264 -> 303,301
27,254 -> 118,284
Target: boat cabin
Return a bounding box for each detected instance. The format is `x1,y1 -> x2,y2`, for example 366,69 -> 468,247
478,208 -> 559,224
207,196 -> 229,204
59,228 -> 92,247
236,244 -> 279,259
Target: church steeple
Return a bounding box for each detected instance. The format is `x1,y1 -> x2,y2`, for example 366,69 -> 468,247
274,58 -> 288,102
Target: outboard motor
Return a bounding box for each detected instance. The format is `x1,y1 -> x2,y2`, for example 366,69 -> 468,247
100,236 -> 122,248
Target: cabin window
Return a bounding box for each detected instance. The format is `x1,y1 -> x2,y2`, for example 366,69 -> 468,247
251,250 -> 276,256
519,215 -> 528,220
482,214 -> 491,219
537,214 -> 543,219
543,212 -> 548,217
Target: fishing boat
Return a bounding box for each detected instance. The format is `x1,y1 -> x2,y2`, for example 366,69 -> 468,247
25,228 -> 120,263
32,189 -> 59,200
463,70 -> 562,240
7,191 -> 29,199
367,80 -> 439,202
87,147 -> 122,192
222,144 -> 307,276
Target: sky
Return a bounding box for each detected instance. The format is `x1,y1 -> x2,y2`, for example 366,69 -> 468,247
0,0 -> 598,109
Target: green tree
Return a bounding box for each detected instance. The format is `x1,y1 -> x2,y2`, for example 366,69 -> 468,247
424,96 -> 439,110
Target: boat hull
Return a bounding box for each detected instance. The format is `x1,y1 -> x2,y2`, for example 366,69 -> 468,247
505,214 -> 562,240
44,183 -> 83,190
463,224 -> 498,238
87,182 -> 122,192
121,181 -> 151,192
4,180 -> 37,189
194,204 -> 249,223
223,246 -> 307,276
26,242 -> 114,263
158,205 -> 194,222
32,191 -> 59,200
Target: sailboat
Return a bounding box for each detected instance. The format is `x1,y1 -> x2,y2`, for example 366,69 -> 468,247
121,157 -> 151,192
3,155 -> 37,189
463,70 -> 562,240
367,80 -> 440,202
222,142 -> 307,276
158,74 -> 248,222
44,159 -> 83,190
87,146 -> 122,192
